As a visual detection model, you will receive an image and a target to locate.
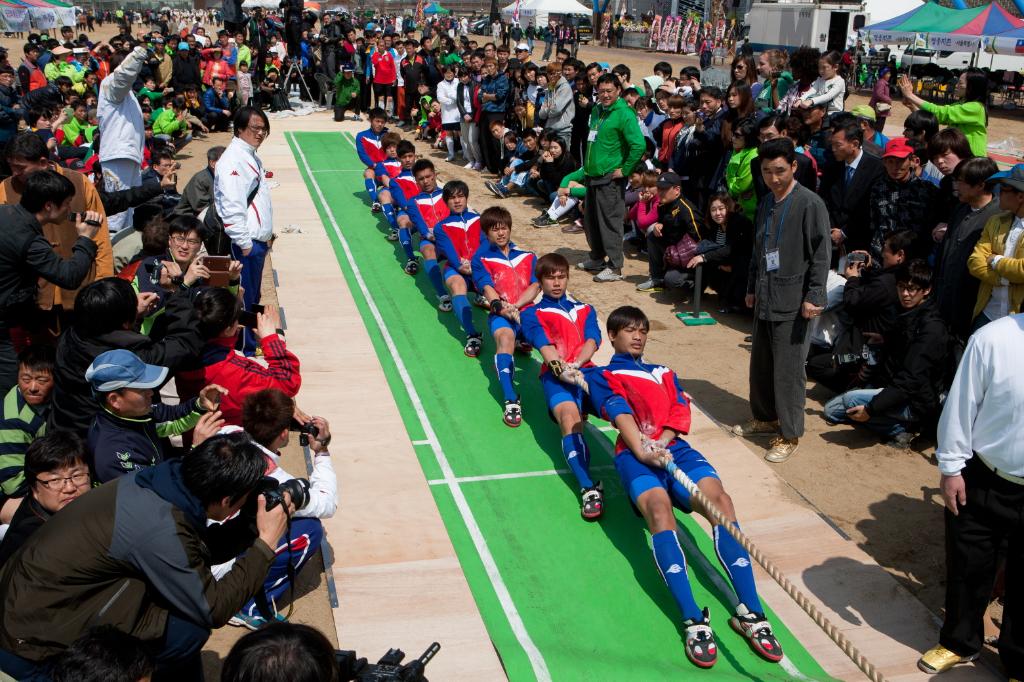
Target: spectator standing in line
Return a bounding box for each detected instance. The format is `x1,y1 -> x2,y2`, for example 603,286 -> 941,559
868,137 -> 939,261
819,117 -> 884,254
211,107 -> 274,356
534,61 -> 574,149
0,171 -> 101,395
967,164 -> 1024,332
478,57 -> 509,175
575,73 -> 645,283
98,45 -> 148,235
920,312 -> 1024,678
734,139 -> 831,463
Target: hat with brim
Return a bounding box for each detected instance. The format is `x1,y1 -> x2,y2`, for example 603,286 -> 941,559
987,163 -> 1024,192
656,171 -> 682,188
50,46 -> 71,56
342,64 -> 354,72
86,349 -> 169,393
178,42 -> 189,51
515,43 -> 529,52
882,137 -> 914,159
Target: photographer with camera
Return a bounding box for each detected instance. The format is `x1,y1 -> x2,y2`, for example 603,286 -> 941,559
218,388 -> 335,630
0,432 -> 292,681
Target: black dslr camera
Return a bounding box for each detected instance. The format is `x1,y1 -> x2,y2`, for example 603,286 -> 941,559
254,476 -> 311,512
335,642 -> 440,681
290,418 -> 320,447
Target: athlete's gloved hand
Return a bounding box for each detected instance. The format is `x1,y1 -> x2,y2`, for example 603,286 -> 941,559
490,299 -> 504,315
546,359 -> 567,378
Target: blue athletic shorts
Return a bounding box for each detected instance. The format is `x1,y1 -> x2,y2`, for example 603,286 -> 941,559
540,370 -> 591,414
614,440 -> 719,513
488,312 -> 521,337
442,267 -> 474,290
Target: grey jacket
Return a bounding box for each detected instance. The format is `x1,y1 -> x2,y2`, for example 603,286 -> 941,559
747,183 -> 831,321
536,76 -> 574,137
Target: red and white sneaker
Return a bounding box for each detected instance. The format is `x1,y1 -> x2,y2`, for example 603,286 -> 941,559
683,608 -> 718,669
729,605 -> 784,663
502,399 -> 522,427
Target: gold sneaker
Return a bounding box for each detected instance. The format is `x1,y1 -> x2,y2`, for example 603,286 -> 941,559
765,437 -> 798,463
917,645 -> 979,674
731,419 -> 780,436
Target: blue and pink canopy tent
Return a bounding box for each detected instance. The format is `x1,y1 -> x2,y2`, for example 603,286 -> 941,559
864,1 -> 1024,50
0,0 -> 77,32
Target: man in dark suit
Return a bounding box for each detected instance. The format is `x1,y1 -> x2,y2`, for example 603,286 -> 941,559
820,117 -> 885,254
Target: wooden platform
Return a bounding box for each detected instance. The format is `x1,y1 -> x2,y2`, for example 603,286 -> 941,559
263,112 -> 998,681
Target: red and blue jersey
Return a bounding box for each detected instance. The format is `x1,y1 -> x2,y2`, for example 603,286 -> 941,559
390,170 -> 419,210
373,158 -> 401,183
405,188 -> 449,238
584,353 -> 692,454
355,127 -> 387,167
520,295 -> 601,374
471,241 -> 537,305
434,210 -> 481,265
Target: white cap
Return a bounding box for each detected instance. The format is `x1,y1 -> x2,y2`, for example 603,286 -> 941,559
515,42 -> 530,52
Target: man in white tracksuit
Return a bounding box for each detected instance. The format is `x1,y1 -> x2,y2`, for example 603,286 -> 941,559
98,46 -> 147,234
213,106 -> 274,355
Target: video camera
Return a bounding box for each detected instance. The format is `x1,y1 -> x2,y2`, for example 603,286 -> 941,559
335,642 -> 440,681
254,475 -> 311,512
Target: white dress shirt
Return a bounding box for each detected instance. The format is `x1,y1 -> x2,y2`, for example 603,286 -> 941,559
936,313 -> 1024,477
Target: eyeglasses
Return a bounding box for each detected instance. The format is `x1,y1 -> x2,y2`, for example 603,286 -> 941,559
896,283 -> 924,294
170,234 -> 202,246
247,125 -> 268,136
36,471 -> 90,490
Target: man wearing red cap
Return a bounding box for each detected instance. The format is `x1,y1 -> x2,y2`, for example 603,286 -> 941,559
868,136 -> 939,262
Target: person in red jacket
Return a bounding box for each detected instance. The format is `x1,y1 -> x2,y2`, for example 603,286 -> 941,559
175,287 -> 300,426
370,35 -> 397,118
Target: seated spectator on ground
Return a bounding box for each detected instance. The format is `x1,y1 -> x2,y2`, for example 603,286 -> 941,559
49,626 -> 154,682
868,137 -> 939,261
202,76 -> 232,132
50,277 -> 204,435
0,432 -> 91,566
175,144 -> 224,217
0,431 -> 292,681
637,171 -> 702,293
0,346 -> 55,497
685,192 -> 752,313
823,260 -> 948,449
176,287 -> 300,427
152,95 -> 193,150
219,388 -> 336,630
967,163 -> 1024,332
85,349 -> 225,483
932,157 -> 1001,343
140,147 -> 182,214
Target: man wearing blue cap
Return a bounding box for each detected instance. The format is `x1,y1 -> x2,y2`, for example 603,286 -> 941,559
966,163 -> 1024,332
85,349 -> 226,483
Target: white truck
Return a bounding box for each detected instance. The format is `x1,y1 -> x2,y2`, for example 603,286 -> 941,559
743,0 -> 869,53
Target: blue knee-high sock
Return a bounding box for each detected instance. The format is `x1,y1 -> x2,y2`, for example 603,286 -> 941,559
714,523 -> 763,614
398,228 -> 415,260
562,433 -> 593,488
382,202 -> 397,228
365,178 -> 378,202
652,530 -> 704,623
424,259 -> 447,297
495,353 -> 517,401
452,294 -> 476,335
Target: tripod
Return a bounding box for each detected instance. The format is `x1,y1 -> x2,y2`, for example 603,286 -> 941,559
282,58 -> 313,105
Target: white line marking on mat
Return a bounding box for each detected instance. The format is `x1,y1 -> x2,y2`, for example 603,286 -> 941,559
427,465 -> 617,486
411,439 -> 432,446
292,132 -> 552,682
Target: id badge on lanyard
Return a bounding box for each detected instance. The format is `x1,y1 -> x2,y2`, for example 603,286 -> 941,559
763,193 -> 793,274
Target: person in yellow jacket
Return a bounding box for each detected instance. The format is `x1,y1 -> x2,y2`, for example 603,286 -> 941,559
43,47 -> 85,84
967,164 -> 1024,332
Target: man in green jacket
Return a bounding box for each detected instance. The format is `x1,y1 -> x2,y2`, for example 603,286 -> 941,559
333,64 -> 362,121
577,73 -> 645,282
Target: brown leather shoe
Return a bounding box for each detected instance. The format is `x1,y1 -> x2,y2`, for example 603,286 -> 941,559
561,223 -> 584,234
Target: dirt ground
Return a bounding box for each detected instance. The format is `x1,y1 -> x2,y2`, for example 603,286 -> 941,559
3,21 -> 1010,669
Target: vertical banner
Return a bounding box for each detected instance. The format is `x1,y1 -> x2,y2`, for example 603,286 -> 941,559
599,12 -> 611,44
415,0 -> 424,26
683,17 -> 698,53
649,14 -> 662,49
512,0 -> 520,22
714,17 -> 726,47
671,15 -> 684,52
658,16 -> 674,51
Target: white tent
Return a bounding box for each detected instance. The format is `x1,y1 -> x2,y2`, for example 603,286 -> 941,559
500,0 -> 591,29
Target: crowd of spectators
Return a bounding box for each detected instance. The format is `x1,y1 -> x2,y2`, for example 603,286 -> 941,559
0,7 -> 1018,680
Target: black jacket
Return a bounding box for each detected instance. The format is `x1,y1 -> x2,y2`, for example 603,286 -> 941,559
0,495 -> 49,567
655,196 -> 702,244
87,400 -> 201,483
868,299 -> 948,422
20,83 -> 64,114
49,290 -> 203,435
170,53 -> 202,91
98,177 -> 163,218
536,152 -> 577,191
702,212 -> 753,271
841,265 -> 900,337
0,84 -> 19,143
819,152 -> 885,252
0,205 -> 97,329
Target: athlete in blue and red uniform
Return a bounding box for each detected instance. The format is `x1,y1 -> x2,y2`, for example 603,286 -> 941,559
395,159 -> 450,307
520,253 -> 604,518
471,206 -> 539,428
355,107 -> 388,211
433,180 -> 484,358
369,132 -> 403,237
583,306 -> 783,669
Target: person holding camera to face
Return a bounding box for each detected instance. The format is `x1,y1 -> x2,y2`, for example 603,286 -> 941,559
0,431 -> 292,682
216,388 -> 335,630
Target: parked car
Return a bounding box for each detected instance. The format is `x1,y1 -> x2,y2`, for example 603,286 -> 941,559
897,47 -> 971,70
470,17 -> 491,34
